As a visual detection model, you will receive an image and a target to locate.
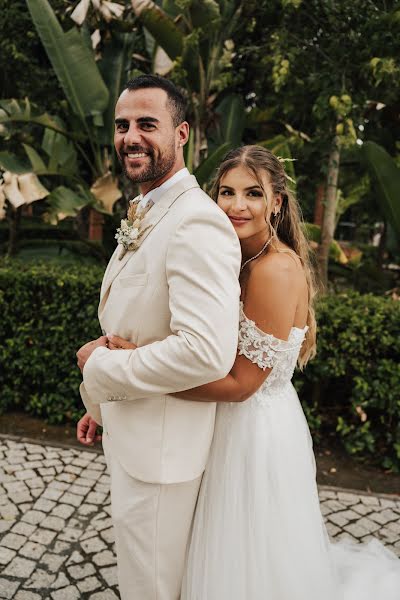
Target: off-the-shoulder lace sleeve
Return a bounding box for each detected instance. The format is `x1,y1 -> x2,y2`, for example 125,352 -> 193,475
238,304 -> 304,371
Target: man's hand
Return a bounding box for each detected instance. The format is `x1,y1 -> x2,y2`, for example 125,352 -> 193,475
76,336 -> 108,372
77,412 -> 102,446
107,334 -> 137,351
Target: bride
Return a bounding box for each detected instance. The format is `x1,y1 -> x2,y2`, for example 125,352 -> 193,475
176,145 -> 400,599
110,145 -> 400,599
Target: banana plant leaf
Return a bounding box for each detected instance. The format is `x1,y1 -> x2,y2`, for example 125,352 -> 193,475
45,185 -> 92,223
0,99 -> 75,138
215,94 -> 245,147
98,32 -> 136,148
194,142 -> 232,188
362,141 -> 400,239
26,0 -> 109,121
0,152 -> 30,174
42,129 -> 78,175
131,0 -> 184,60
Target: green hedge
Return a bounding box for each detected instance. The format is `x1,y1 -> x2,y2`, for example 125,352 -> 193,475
0,261 -> 399,470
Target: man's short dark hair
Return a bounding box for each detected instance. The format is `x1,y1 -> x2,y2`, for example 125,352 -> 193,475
125,74 -> 187,127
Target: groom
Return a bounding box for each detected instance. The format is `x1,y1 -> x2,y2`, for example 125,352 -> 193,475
76,75 -> 241,600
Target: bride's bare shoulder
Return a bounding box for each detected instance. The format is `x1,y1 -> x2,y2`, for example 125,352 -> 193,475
249,248 -> 304,285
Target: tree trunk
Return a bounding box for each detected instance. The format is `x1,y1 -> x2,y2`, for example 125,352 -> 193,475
317,137 -> 341,292
88,208 -> 104,242
314,184 -> 325,226
7,205 -> 22,257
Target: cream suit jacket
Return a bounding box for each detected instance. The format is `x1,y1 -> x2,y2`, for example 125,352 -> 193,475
80,175 -> 241,484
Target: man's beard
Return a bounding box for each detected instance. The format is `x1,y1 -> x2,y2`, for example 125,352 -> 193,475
118,144 -> 176,184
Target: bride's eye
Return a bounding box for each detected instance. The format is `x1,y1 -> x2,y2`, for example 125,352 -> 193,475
248,190 -> 263,197
220,190 -> 233,196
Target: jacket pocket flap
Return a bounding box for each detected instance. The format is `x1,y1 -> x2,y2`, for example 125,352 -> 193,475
119,273 -> 149,287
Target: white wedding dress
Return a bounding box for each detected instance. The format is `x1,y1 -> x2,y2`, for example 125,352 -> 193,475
182,302 -> 400,600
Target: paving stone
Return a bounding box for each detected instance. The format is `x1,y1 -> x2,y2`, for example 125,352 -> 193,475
57,527 -> 82,542
14,591 -> 41,600
50,572 -> 70,589
60,492 -> 84,507
51,585 -> 80,600
0,577 -> 20,599
42,487 -> 64,501
51,503 -> 75,519
93,550 -> 117,567
21,510 -> 46,526
100,527 -> 115,544
368,508 -> 398,525
66,551 -> 85,565
79,504 -> 99,517
1,532 -> 27,550
11,522 -> 36,537
15,469 -> 37,481
68,562 -> 96,580
360,495 -> 380,506
352,503 -> 374,516
29,527 -> 57,545
19,541 -> 47,560
42,515 -> 65,531
40,552 -> 67,572
81,535 -> 107,554
77,576 -> 103,593
24,569 -> 56,589
3,556 -> 36,578
89,591 -> 119,600
33,498 -> 56,512
100,566 -> 118,587
14,590 -> 41,600
325,522 -> 341,537
0,546 -> 16,566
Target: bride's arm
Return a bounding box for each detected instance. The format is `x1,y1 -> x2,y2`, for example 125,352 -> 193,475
174,257 -> 299,402
108,256 -> 301,403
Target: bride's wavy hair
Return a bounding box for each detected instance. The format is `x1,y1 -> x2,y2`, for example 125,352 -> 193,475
211,144 -> 317,367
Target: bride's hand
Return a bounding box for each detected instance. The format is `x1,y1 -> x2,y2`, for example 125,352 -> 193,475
107,334 -> 137,350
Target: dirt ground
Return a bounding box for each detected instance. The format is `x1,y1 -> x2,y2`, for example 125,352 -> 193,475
0,411 -> 399,496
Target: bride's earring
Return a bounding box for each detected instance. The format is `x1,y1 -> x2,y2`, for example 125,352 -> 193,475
274,207 -> 280,216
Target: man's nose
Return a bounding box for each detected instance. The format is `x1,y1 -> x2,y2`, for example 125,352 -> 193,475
123,124 -> 142,147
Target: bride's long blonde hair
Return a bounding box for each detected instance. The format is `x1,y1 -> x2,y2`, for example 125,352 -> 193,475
211,145 -> 317,368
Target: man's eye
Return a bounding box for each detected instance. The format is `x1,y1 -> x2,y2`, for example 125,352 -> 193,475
116,124 -> 128,131
141,123 -> 155,130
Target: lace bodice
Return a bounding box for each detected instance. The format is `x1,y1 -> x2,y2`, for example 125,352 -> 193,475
238,302 -> 307,398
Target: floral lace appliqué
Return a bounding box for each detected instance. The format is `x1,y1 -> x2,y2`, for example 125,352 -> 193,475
238,302 -> 307,383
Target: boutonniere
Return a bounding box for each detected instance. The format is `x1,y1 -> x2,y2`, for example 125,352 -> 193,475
115,198 -> 153,260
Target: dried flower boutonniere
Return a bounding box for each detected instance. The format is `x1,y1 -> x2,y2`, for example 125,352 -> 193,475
115,198 -> 153,260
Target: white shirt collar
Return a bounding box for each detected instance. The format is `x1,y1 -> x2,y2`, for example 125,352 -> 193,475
139,168 -> 190,207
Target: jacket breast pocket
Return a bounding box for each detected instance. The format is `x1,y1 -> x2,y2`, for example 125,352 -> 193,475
119,273 -> 149,287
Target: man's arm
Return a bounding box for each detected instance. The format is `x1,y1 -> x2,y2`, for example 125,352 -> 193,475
82,209 -> 241,404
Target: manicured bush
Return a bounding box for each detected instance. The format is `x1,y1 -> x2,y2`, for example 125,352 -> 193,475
295,292 -> 400,471
0,260 -> 399,469
0,260 -> 102,423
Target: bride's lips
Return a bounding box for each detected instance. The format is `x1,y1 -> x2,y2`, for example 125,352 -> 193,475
229,216 -> 251,226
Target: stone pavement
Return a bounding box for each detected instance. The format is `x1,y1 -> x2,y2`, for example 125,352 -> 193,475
0,437 -> 399,599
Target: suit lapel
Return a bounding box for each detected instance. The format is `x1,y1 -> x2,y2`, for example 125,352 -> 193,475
99,175 -> 199,311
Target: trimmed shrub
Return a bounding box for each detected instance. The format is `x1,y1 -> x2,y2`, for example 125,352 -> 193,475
0,261 -> 399,469
295,292 -> 400,471
0,260 -> 102,423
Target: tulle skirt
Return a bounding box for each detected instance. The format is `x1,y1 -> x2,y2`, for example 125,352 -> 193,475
181,384 -> 400,600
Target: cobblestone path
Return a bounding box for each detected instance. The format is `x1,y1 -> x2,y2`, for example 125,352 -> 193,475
0,437 -> 399,599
